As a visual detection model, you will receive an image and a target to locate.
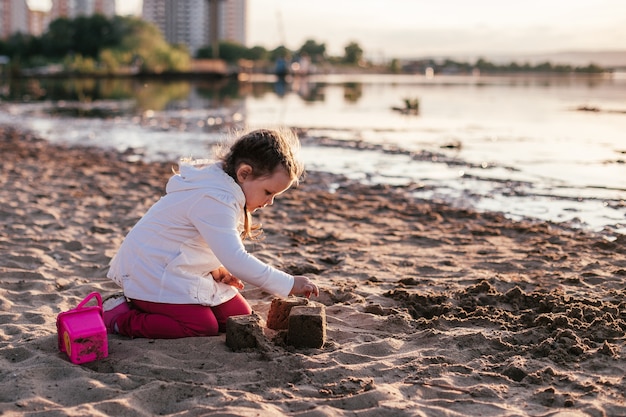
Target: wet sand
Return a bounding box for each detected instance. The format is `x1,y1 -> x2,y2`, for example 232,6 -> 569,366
1,125 -> 625,416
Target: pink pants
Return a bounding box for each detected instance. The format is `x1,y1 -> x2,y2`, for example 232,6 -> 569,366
115,293 -> 252,339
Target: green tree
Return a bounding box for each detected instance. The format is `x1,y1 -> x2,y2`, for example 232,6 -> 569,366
389,58 -> 401,73
41,18 -> 75,58
98,49 -> 120,73
64,53 -> 97,73
246,45 -> 268,61
100,17 -> 190,74
475,57 -> 496,72
3,32 -> 41,59
343,41 -> 363,65
197,42 -> 269,62
41,14 -> 121,60
534,61 -> 553,72
72,14 -> 120,58
575,63 -> 604,73
298,39 -> 325,62
269,45 -> 291,61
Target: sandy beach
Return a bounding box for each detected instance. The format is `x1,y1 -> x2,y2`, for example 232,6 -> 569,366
1,124 -> 625,416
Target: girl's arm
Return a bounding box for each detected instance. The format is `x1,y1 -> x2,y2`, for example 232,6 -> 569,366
190,196 -> 295,297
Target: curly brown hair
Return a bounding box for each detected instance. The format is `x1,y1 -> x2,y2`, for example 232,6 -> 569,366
219,128 -> 304,239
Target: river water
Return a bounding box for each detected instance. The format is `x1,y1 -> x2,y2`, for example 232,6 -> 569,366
1,73 -> 625,237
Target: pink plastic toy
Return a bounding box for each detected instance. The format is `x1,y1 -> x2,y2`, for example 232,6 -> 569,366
57,292 -> 108,364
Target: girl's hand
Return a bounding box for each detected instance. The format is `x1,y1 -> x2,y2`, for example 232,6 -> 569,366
211,266 -> 245,290
290,275 -> 319,298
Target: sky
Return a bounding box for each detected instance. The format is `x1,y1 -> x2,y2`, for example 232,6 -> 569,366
28,0 -> 626,60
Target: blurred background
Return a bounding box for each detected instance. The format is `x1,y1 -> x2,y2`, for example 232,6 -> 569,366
1,0 -> 625,237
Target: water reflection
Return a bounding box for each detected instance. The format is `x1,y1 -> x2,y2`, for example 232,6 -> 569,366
0,76 -> 335,113
0,77 -> 347,127
0,73 -> 624,236
0,73 -> 620,115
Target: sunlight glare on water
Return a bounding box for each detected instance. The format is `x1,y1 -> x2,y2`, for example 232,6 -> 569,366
1,73 -> 624,236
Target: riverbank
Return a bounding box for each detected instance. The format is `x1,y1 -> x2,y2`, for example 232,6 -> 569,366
1,125 -> 625,416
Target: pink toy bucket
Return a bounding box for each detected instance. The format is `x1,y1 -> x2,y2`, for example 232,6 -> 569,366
56,292 -> 108,364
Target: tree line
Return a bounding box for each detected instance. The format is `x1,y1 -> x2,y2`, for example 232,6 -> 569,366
0,15 -> 365,75
405,57 -> 606,75
0,15 -> 189,75
0,14 -> 606,76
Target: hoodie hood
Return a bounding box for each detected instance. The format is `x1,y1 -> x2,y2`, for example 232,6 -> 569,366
165,161 -> 245,207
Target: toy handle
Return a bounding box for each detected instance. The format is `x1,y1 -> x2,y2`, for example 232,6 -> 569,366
76,292 -> 103,310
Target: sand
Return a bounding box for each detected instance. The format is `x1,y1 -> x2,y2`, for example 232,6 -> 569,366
1,125 -> 625,416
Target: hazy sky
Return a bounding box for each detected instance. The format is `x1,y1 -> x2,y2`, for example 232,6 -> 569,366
29,0 -> 626,59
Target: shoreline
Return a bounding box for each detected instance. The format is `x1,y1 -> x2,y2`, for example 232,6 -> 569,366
297,133 -> 626,241
3,71 -> 624,240
1,125 -> 625,416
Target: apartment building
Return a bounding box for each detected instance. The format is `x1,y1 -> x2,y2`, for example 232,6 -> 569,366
50,0 -> 116,19
0,0 -> 245,55
219,0 -> 245,45
142,0 -> 246,56
0,0 -> 28,39
29,8 -> 48,36
0,0 -> 116,40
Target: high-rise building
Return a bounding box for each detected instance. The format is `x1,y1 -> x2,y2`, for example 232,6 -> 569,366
219,0 -> 245,44
29,9 -> 49,36
0,0 -> 116,40
142,0 -> 246,56
50,0 -> 116,19
142,0 -> 207,55
0,0 -> 29,38
93,0 -> 116,17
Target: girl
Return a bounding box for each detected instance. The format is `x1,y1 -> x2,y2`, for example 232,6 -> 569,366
104,128 -> 319,339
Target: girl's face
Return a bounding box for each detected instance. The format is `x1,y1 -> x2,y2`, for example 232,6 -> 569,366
237,165 -> 293,212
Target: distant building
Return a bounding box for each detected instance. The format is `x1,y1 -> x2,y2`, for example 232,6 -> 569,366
0,0 -> 117,40
29,9 -> 49,36
142,0 -> 207,55
220,0 -> 245,45
50,0 -> 116,19
142,0 -> 246,56
0,0 -> 29,38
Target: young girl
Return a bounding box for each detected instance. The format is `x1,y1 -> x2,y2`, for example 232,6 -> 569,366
104,128 -> 319,339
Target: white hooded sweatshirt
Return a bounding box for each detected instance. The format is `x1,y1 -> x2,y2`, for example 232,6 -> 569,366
107,161 -> 294,305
